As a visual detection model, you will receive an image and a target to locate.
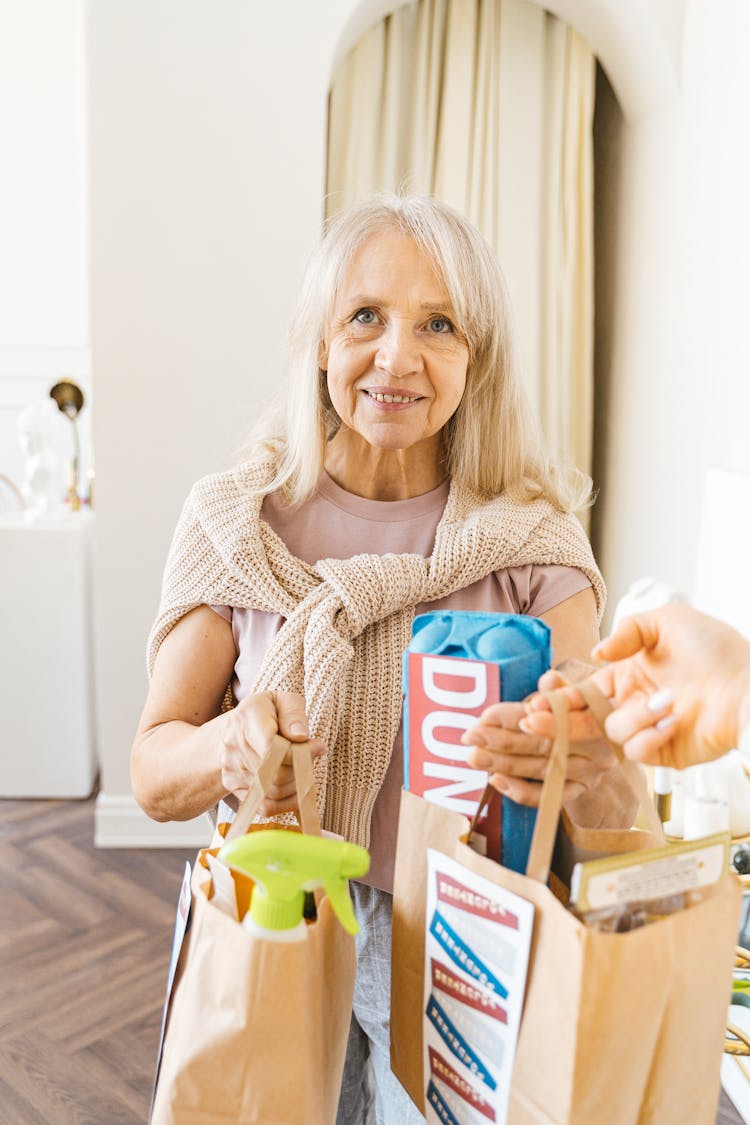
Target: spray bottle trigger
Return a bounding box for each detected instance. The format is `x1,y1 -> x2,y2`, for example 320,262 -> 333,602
325,841 -> 370,934
325,877 -> 360,935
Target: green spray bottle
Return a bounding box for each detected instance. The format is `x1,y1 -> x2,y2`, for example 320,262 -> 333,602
219,830 -> 370,942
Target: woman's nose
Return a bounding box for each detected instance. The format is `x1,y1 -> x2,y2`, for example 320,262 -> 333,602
374,321 -> 423,377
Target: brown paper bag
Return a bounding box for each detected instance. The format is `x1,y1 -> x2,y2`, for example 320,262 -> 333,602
151,737 -> 356,1125
391,687 -> 741,1124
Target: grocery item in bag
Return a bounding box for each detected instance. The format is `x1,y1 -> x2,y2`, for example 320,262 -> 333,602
403,611 -> 551,871
150,739 -> 358,1125
219,829 -> 369,939
392,685 -> 740,1123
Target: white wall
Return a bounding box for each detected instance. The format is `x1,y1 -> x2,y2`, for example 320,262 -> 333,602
592,0 -> 750,621
87,0 -> 354,843
0,0 -> 92,501
85,0 -> 747,844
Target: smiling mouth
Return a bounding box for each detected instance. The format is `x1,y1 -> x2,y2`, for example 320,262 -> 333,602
364,390 -> 422,404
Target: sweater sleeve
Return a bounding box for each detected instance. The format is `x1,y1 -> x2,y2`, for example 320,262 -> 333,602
146,484 -> 229,676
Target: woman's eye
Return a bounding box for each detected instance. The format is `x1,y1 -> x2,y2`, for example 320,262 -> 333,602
353,308 -> 378,325
428,316 -> 454,334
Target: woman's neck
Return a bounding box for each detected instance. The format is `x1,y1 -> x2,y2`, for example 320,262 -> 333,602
324,430 -> 447,501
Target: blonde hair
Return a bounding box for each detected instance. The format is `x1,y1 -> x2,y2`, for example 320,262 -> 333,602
245,193 -> 591,513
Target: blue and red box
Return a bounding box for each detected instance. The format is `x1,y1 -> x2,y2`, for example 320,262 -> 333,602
403,611 -> 551,873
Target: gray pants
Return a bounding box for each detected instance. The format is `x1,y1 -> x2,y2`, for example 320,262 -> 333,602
335,883 -> 425,1125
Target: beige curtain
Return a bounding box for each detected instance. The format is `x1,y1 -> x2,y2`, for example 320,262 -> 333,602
326,0 -> 595,481
540,20 -> 595,485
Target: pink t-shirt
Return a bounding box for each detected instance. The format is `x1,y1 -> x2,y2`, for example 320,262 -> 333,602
212,472 -> 590,891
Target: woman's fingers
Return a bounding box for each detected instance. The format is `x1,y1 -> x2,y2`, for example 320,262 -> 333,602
463,723 -> 542,761
603,690 -> 675,747
274,691 -> 313,742
463,706 -> 552,789
296,737 -> 327,761
219,690 -> 325,810
471,701 -> 527,728
465,701 -> 603,761
487,773 -> 543,805
486,772 -> 586,807
226,750 -> 323,809
223,691 -> 281,769
468,748 -> 550,780
525,666 -> 618,715
260,793 -> 308,816
462,698 -> 616,810
471,745 -> 611,785
536,668 -> 568,692
519,707 -> 602,742
262,763 -> 297,799
465,686 -> 617,808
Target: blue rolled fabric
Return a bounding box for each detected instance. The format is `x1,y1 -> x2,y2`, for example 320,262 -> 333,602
403,611 -> 551,874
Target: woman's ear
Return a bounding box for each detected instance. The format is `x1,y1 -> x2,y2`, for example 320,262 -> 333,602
318,339 -> 328,372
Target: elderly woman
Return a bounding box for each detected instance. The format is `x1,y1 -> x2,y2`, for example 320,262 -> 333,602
132,194 -> 636,1124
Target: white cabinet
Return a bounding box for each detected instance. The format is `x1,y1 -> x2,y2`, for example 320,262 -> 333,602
0,511 -> 97,796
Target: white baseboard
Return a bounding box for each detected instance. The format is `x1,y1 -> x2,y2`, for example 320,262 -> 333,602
94,792 -> 211,848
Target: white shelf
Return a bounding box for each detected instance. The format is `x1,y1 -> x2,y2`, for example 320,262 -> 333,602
0,510 -> 97,797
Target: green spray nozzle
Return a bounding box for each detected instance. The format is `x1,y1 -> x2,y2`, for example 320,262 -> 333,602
218,830 -> 370,934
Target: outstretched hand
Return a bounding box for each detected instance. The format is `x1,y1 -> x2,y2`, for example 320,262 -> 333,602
522,605 -> 750,770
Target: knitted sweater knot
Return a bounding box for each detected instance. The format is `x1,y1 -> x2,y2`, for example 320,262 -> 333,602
148,462 -> 605,848
316,553 -> 429,635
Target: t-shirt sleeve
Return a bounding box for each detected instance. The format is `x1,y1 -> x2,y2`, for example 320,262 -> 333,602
496,565 -> 592,618
209,604 -> 232,622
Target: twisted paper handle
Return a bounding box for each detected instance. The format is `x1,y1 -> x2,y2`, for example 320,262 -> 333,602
225,735 -> 321,841
469,671 -> 666,886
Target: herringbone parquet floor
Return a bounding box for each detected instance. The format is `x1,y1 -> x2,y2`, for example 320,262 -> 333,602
0,795 -> 195,1125
0,794 -> 744,1124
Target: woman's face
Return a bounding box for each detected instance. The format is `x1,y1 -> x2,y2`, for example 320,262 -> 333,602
321,230 -> 469,468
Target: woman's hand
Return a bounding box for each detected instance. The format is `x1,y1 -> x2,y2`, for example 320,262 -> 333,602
458,587 -> 638,828
460,680 -> 619,808
518,664 -> 617,747
131,608 -> 328,822
220,690 -> 326,816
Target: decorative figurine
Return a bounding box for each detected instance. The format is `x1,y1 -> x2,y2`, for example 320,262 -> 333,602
17,399 -> 63,514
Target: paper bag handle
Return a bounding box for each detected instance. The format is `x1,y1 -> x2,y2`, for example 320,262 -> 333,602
224,734 -> 322,842
524,677 -> 665,884
574,677 -> 665,842
525,690 -> 570,883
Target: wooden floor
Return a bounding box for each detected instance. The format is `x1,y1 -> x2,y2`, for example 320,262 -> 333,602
0,795 -> 195,1124
0,794 -> 745,1124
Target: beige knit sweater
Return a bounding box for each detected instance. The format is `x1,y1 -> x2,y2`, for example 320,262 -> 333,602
148,461 -> 605,847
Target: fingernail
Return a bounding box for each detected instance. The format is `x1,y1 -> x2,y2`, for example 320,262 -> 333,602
656,715 -> 677,731
289,721 -> 308,737
518,718 -> 533,734
647,690 -> 675,714
464,731 -> 486,748
472,751 -> 492,770
493,777 -> 511,793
